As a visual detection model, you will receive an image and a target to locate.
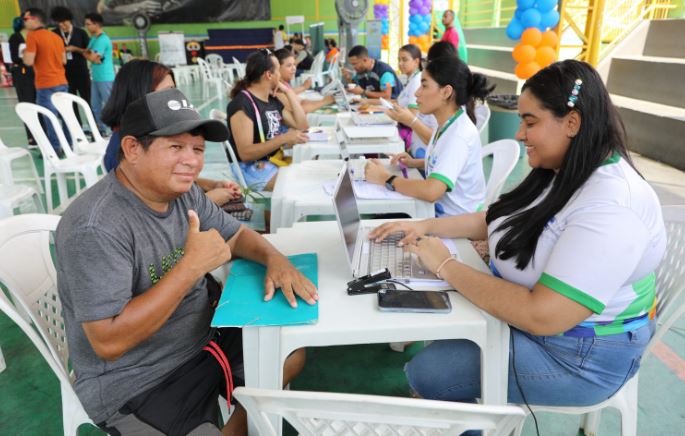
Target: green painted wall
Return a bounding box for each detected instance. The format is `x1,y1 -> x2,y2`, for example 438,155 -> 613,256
1,0 -> 376,58
459,0 -> 516,28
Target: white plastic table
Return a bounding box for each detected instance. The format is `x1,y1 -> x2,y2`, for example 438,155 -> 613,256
234,220 -> 510,436
270,159 -> 434,231
293,112 -> 404,163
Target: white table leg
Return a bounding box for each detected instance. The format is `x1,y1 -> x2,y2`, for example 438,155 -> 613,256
243,326 -> 283,436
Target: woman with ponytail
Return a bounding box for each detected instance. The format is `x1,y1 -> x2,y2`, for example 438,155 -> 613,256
369,60 -> 666,410
227,49 -> 308,191
365,55 -> 492,217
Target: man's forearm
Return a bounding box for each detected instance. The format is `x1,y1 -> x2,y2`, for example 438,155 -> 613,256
232,227 -> 284,265
83,259 -> 202,360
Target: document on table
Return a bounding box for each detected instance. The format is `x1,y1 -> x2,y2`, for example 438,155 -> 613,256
322,180 -> 414,200
211,253 -> 319,327
306,129 -> 330,142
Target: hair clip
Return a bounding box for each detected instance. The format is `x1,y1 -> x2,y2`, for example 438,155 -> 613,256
567,79 -> 582,108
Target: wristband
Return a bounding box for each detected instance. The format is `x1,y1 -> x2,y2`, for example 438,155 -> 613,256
435,256 -> 457,279
409,115 -> 418,127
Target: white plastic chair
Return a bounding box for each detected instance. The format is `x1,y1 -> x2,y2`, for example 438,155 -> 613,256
234,387 -> 526,436
209,109 -> 247,188
51,92 -> 108,159
514,205 -> 685,436
0,137 -> 42,193
205,53 -> 225,78
481,139 -> 520,208
15,102 -> 102,212
0,183 -> 43,219
299,51 -> 326,88
475,103 -> 491,134
320,52 -> 340,86
0,214 -> 95,435
198,57 -> 230,101
231,57 -> 246,79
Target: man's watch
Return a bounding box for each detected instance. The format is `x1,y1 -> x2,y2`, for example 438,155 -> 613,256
385,175 -> 397,191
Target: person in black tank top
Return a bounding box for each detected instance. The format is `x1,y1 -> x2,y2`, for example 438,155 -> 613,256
226,49 -> 309,191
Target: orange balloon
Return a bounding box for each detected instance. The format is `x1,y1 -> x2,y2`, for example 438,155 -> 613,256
540,30 -> 559,49
409,36 -> 418,44
515,61 -> 541,80
521,28 -> 542,47
535,46 -> 556,67
512,44 -> 536,63
418,34 -> 429,43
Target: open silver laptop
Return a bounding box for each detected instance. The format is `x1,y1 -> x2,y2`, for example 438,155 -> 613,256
331,162 -> 441,281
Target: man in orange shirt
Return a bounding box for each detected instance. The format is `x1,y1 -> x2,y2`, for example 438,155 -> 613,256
22,7 -> 69,154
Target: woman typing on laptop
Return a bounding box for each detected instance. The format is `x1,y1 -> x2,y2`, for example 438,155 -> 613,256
364,56 -> 492,217
369,60 -> 666,414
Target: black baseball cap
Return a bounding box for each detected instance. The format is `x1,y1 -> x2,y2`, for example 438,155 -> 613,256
120,88 -> 228,142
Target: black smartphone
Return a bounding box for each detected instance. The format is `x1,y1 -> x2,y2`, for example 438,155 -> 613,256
377,289 -> 452,313
347,282 -> 396,296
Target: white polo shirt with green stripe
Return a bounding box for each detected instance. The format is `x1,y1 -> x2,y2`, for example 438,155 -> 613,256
487,155 -> 667,336
398,71 -> 437,158
424,108 -> 486,216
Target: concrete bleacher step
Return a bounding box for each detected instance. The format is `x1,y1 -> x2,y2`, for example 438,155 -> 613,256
607,55 -> 685,109
462,27 -> 520,96
469,66 -> 521,95
467,44 -> 518,74
611,94 -> 685,171
643,19 -> 685,59
463,27 -> 515,49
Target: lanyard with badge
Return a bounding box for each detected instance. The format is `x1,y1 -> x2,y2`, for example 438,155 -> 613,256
241,90 -> 291,167
60,29 -> 73,60
426,107 -> 464,170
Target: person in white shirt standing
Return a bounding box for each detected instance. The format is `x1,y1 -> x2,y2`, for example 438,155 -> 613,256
365,56 -> 493,216
370,60 -> 666,412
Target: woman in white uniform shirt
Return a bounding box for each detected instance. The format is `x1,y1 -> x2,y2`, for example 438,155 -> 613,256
370,60 -> 666,412
365,56 -> 492,216
359,44 -> 436,157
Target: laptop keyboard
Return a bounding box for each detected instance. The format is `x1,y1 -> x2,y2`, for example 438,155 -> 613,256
368,232 -> 412,278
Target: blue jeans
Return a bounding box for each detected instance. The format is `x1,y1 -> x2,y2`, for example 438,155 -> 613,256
239,161 -> 279,191
36,84 -> 70,152
91,81 -> 113,134
406,324 -> 652,407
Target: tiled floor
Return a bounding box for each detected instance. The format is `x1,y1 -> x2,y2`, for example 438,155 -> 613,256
1,80 -> 684,435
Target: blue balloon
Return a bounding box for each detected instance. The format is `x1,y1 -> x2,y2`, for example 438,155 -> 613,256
540,9 -> 560,29
521,8 -> 542,28
515,8 -> 523,20
506,18 -> 524,40
517,0 -> 535,10
537,0 -> 558,13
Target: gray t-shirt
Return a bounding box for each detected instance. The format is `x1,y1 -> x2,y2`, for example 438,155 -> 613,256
55,172 -> 241,423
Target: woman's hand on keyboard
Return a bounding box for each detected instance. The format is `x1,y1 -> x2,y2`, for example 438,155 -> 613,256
405,236 -> 452,275
368,220 -> 428,246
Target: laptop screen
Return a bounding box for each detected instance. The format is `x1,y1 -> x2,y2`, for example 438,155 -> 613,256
335,81 -> 352,112
332,164 -> 361,267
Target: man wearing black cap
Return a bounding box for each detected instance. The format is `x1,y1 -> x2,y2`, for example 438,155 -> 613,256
55,88 -> 317,435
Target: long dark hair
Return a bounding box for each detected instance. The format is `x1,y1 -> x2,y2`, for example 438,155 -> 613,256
274,47 -> 294,65
486,60 -> 634,269
424,56 -> 494,124
101,60 -> 173,128
426,41 -> 457,62
399,44 -> 423,71
230,49 -> 277,99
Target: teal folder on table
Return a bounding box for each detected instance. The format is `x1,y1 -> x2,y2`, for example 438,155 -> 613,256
211,253 -> 318,327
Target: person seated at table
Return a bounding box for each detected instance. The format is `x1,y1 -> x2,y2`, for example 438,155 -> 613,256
291,38 -> 313,75
365,56 -> 491,217
342,45 -> 403,100
325,38 -> 339,65
370,60 -> 666,417
56,87 -> 318,436
358,44 -> 436,157
275,48 -> 335,113
384,41 -> 458,158
101,59 -> 241,206
227,49 -> 309,191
